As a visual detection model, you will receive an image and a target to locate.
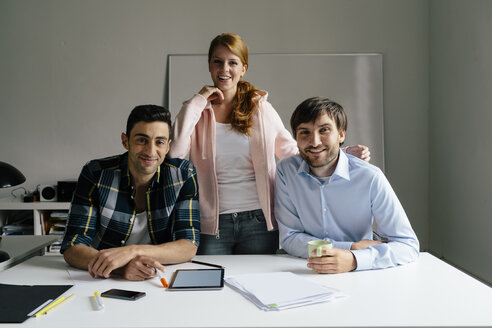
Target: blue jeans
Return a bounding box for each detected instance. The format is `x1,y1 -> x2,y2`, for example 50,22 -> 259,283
197,209 -> 279,255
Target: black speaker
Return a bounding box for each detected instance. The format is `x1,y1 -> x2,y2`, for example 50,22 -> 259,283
57,180 -> 77,202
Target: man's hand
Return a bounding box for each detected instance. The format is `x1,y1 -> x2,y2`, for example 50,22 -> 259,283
307,248 -> 357,274
88,246 -> 139,278
118,255 -> 166,281
345,145 -> 371,162
351,239 -> 382,250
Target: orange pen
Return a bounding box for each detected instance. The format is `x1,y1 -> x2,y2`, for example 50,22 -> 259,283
151,266 -> 168,288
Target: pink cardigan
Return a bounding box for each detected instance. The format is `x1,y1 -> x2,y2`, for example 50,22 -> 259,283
169,93 -> 298,235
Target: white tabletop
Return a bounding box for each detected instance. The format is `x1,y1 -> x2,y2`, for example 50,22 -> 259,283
0,253 -> 490,328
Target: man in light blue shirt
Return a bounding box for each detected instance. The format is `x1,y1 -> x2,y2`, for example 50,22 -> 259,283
275,97 -> 419,273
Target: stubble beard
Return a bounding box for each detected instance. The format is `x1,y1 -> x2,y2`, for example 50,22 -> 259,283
300,148 -> 339,169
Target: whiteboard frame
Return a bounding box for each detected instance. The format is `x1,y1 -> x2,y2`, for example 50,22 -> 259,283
168,53 -> 384,170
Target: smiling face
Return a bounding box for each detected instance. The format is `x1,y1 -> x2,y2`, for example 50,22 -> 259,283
296,112 -> 346,177
121,121 -> 170,184
208,45 -> 247,96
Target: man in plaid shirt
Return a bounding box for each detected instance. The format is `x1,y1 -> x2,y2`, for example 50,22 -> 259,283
61,105 -> 200,280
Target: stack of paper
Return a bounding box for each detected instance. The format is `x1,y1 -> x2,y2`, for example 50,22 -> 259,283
225,272 -> 345,311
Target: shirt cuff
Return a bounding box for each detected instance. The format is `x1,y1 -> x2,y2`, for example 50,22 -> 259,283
193,93 -> 208,105
332,241 -> 353,250
351,249 -> 373,271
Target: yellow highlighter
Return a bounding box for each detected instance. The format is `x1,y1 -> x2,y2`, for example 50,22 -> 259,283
33,296 -> 66,317
45,294 -> 75,314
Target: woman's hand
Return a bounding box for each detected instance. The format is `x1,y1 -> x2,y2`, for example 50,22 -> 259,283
198,85 -> 224,103
345,145 -> 371,162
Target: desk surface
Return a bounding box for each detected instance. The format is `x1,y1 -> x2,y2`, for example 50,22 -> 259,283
0,253 -> 490,328
0,235 -> 60,271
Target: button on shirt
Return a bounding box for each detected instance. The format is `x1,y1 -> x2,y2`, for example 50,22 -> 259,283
60,153 -> 200,252
274,151 -> 419,271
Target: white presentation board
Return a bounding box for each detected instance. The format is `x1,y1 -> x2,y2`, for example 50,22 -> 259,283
168,54 -> 384,170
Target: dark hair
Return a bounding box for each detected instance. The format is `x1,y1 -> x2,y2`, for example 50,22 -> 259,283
126,105 -> 172,139
208,33 -> 262,135
290,97 -> 348,139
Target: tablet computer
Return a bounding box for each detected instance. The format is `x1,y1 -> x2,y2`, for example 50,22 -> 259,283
168,268 -> 224,291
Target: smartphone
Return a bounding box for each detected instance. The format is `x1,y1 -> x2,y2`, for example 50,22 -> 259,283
101,288 -> 146,301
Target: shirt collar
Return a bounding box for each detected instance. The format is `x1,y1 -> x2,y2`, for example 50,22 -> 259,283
119,152 -> 162,191
297,149 -> 351,182
297,158 -> 311,175
332,149 -> 350,181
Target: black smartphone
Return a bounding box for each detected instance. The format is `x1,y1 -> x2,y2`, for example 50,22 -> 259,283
101,288 -> 146,301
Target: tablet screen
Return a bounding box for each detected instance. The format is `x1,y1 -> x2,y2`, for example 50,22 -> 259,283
168,269 -> 224,290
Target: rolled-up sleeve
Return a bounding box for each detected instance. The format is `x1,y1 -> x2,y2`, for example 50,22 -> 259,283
60,163 -> 99,253
172,163 -> 200,246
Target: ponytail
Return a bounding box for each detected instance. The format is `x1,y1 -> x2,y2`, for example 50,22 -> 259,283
230,80 -> 262,135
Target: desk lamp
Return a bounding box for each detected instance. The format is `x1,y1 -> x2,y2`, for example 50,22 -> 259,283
0,161 -> 27,262
0,161 -> 26,188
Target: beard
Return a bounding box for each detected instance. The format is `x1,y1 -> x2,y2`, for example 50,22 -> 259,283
300,147 -> 339,170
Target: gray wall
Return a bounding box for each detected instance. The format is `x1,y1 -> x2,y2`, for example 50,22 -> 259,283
2,1 -> 429,271
429,0 -> 492,284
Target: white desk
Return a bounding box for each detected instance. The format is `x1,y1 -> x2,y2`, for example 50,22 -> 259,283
0,253 -> 490,328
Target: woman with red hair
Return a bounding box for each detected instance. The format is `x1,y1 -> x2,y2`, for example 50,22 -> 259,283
169,33 -> 369,254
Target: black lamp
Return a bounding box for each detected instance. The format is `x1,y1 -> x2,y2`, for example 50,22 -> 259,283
0,161 -> 27,262
0,161 -> 26,188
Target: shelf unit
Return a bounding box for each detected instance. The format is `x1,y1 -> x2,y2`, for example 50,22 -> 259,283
0,198 -> 70,235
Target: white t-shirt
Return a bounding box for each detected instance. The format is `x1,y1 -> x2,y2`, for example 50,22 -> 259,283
125,211 -> 151,245
215,122 -> 261,214
316,175 -> 331,185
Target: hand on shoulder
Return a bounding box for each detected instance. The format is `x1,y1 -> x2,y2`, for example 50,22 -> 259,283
345,144 -> 371,162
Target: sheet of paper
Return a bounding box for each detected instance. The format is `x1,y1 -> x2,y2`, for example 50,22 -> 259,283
225,272 -> 345,311
67,267 -> 99,284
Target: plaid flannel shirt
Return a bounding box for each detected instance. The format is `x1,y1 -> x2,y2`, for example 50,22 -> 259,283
60,153 -> 200,252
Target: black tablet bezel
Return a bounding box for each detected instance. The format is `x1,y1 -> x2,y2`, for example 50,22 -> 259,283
168,268 -> 224,291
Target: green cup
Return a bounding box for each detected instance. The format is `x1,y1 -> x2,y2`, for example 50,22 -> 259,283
307,240 -> 333,258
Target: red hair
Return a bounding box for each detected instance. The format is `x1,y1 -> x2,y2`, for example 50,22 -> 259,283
208,33 -> 262,135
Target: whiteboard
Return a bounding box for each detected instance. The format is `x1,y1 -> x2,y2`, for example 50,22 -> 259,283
168,54 -> 384,170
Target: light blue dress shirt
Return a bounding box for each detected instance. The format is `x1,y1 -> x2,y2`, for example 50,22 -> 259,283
274,150 -> 419,271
